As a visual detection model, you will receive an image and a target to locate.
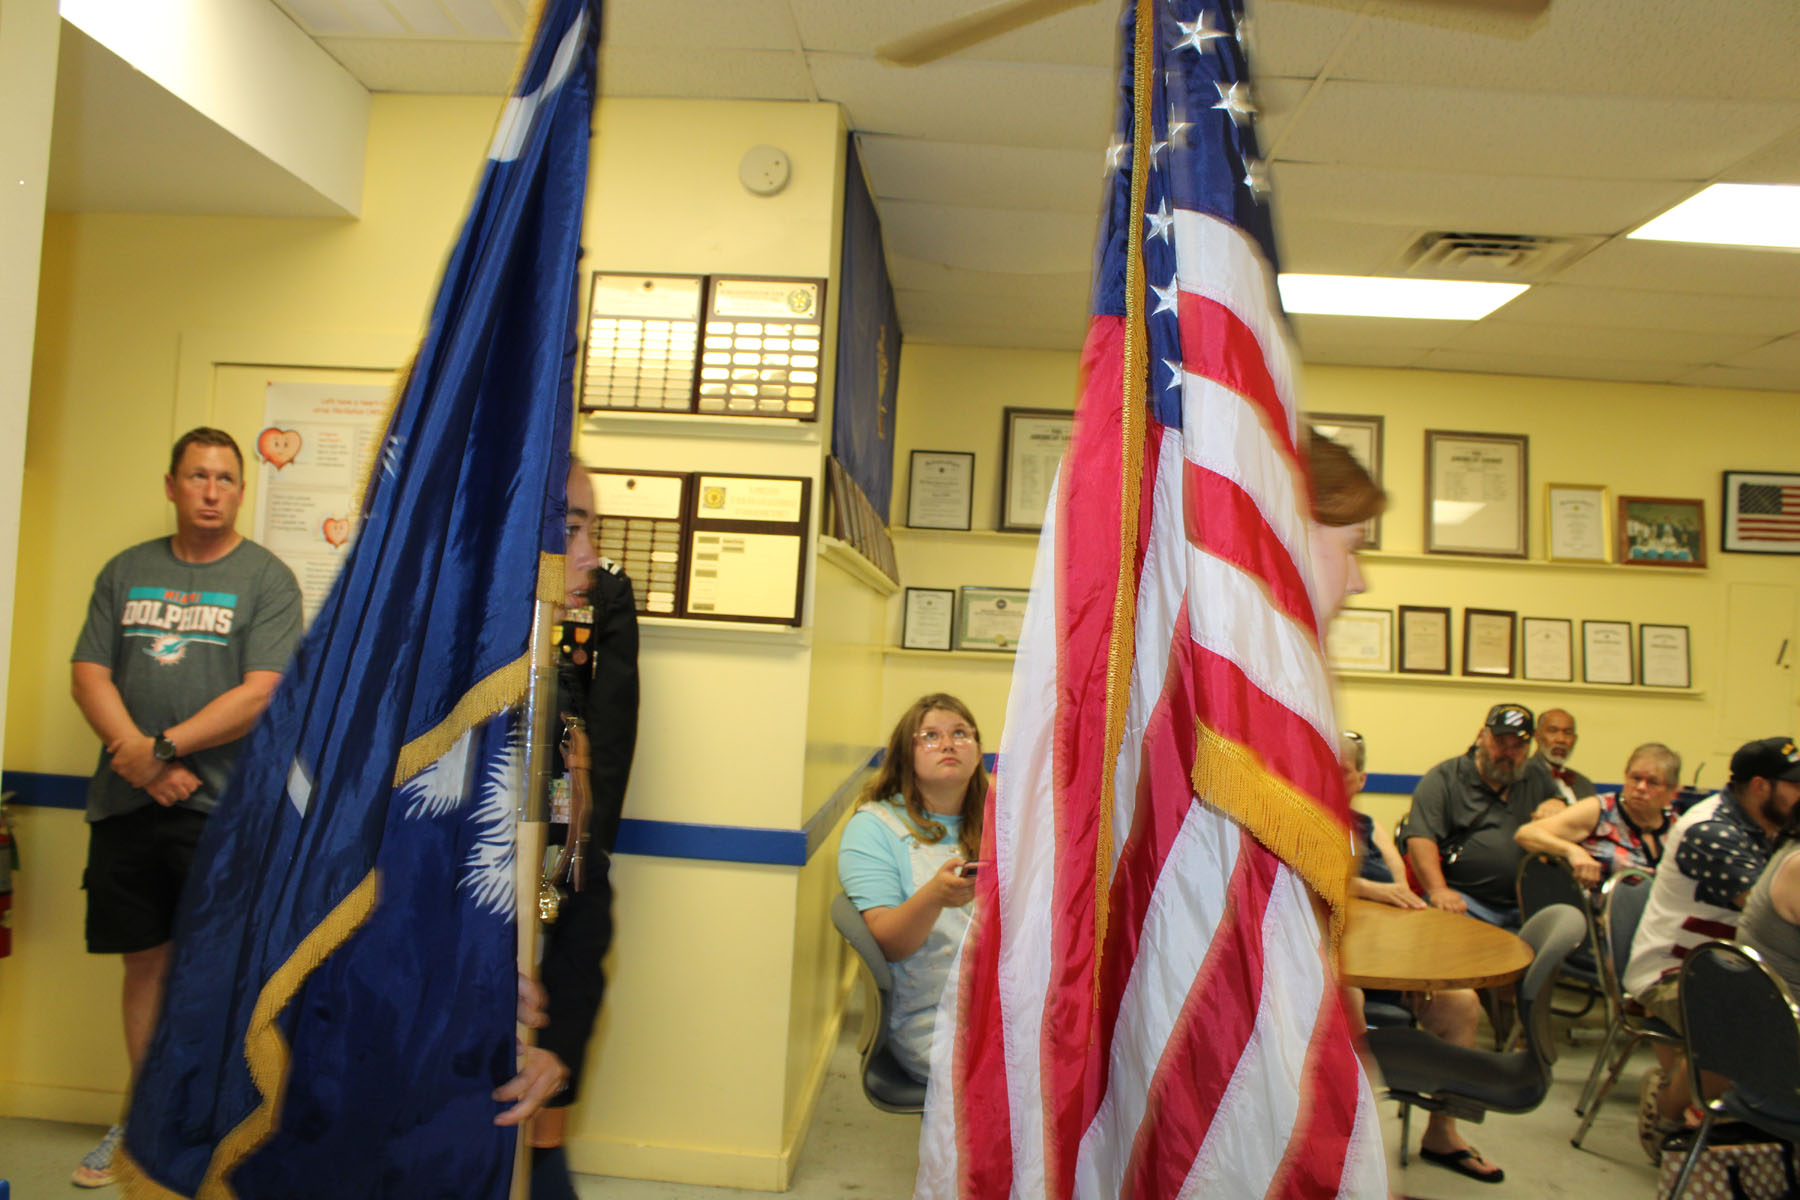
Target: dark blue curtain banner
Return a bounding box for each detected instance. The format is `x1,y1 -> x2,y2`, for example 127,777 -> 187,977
831,135 -> 901,520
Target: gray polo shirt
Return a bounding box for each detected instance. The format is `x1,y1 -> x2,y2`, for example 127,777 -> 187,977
1402,748 -> 1560,909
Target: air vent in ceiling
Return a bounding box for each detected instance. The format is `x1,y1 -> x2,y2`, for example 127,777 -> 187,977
1396,231 -> 1600,282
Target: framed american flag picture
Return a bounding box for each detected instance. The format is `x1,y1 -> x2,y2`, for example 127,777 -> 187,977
1722,471 -> 1800,555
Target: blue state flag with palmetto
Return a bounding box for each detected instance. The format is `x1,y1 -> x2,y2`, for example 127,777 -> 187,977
121,2 -> 601,1196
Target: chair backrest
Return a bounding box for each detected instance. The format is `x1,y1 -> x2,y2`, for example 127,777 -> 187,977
1517,854 -> 1588,923
1515,903 -> 1589,1070
831,892 -> 894,1043
1678,941 -> 1800,1115
1599,867 -> 1655,997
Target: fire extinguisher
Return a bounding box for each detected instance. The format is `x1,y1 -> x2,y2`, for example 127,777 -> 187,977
0,793 -> 14,959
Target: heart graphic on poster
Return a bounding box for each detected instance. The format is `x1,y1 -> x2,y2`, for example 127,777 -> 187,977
321,517 -> 350,548
257,427 -> 302,469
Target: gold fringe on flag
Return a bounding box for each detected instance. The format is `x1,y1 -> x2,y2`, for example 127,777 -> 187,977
393,653 -> 531,786
1191,722 -> 1354,943
1092,0 -> 1159,1003
537,550 -> 566,606
118,872 -> 383,1200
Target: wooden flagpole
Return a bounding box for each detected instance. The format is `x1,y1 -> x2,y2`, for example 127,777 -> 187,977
512,598 -> 560,1200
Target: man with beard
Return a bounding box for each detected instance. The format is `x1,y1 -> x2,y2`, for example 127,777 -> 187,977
1402,703 -> 1560,929
1528,707 -> 1597,816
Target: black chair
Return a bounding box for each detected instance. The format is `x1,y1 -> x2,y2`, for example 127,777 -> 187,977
1516,854 -> 1602,1019
1366,904 -> 1587,1166
830,892 -> 926,1113
1570,867 -> 1680,1148
1665,941 -> 1800,1200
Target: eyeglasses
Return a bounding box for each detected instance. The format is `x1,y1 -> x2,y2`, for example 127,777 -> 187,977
915,728 -> 975,748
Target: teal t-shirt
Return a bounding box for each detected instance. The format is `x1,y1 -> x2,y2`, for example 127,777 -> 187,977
838,798 -> 964,912
72,536 -> 303,821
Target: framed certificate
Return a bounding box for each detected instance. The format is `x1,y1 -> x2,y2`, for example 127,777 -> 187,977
1325,607 -> 1393,673
1462,608 -> 1517,677
1305,412 -> 1384,549
1000,408 -> 1074,533
1640,624 -> 1692,689
1722,471 -> 1800,555
1425,430 -> 1528,558
957,586 -> 1030,652
1521,617 -> 1574,682
1582,620 -> 1634,685
1398,605 -> 1452,675
902,588 -> 957,651
1619,495 -> 1707,568
907,450 -> 975,531
1545,483 -> 1609,563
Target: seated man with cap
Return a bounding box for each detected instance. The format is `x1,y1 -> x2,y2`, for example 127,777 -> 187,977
1622,736 -> 1800,1163
1401,703 -> 1560,930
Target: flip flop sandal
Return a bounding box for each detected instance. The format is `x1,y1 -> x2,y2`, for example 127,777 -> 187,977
1417,1146 -> 1505,1183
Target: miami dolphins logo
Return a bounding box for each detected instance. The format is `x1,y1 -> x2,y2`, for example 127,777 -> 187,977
146,635 -> 191,665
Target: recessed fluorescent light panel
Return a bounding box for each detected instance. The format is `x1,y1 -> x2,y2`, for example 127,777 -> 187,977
1276,274 -> 1528,320
1628,183 -> 1800,250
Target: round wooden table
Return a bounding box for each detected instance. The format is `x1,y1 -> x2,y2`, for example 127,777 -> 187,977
1338,897 -> 1533,991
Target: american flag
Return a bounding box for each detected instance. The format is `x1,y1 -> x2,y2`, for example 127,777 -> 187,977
1735,480 -> 1800,541
914,1 -> 1385,1197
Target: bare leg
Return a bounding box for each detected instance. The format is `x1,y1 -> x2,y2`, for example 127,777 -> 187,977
122,942 -> 172,1079
1412,990 -> 1500,1175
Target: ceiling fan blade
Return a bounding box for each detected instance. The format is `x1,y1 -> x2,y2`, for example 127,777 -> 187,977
875,0 -> 1103,67
1288,0 -> 1551,34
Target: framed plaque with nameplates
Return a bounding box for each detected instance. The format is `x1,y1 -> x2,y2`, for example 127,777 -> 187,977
579,273 -> 705,413
588,469 -> 689,617
699,276 -> 827,420
684,473 -> 812,625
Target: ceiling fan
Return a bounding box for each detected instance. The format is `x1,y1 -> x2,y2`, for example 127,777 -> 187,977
874,0 -> 1552,67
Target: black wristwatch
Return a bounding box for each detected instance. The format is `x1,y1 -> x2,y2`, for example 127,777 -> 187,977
153,733 -> 179,763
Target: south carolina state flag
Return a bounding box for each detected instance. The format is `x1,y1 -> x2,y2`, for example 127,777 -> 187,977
915,1 -> 1387,1196
122,2 -> 600,1196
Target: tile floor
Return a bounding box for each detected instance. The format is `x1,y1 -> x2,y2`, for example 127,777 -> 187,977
0,1000 -> 1667,1198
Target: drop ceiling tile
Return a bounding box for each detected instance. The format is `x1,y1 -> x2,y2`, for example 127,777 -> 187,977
1414,350 -> 1688,385
1492,285 -> 1800,338
1550,239 -> 1800,300
1438,319 -> 1768,364
856,135 -> 1107,213
271,0 -> 368,36
807,53 -> 1114,149
384,0 -> 463,36
601,47 -> 812,100
1252,1 -> 1363,78
1327,0 -> 1800,103
318,36 -> 518,92
1269,162 -> 1687,237
1722,334 -> 1800,371
908,322 -> 1086,351
1290,313 -> 1472,351
1271,217 -> 1419,276
604,0 -> 796,51
441,0 -> 515,38
788,0 -> 1117,67
1726,127 -> 1800,186
896,284 -> 1087,331
1296,344 -> 1430,369
881,200 -> 1096,274
1275,79 -> 1800,181
1673,364 -> 1800,393
887,254 -> 1092,303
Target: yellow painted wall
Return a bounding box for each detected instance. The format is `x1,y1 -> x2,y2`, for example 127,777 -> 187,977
4,90 -> 879,1190
882,344 -> 1800,804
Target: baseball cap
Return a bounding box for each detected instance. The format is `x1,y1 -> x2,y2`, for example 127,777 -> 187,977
1728,737 -> 1800,784
1484,703 -> 1535,737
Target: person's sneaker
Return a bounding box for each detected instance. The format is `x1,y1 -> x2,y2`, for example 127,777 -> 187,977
71,1123 -> 123,1188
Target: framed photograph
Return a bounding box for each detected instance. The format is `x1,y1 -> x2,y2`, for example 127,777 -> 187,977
1521,617 -> 1574,682
1000,408 -> 1074,533
1325,607 -> 1393,673
1640,624 -> 1692,689
1425,430 -> 1528,558
1544,483 -> 1610,563
1582,620 -> 1634,685
1462,608 -> 1517,677
1397,605 -> 1452,675
956,586 -> 1031,652
1618,495 -> 1706,567
1721,471 -> 1800,555
1306,412 -> 1384,549
901,587 -> 957,651
906,450 -> 975,531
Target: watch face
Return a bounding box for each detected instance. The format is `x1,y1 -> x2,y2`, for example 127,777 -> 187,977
154,736 -> 177,762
